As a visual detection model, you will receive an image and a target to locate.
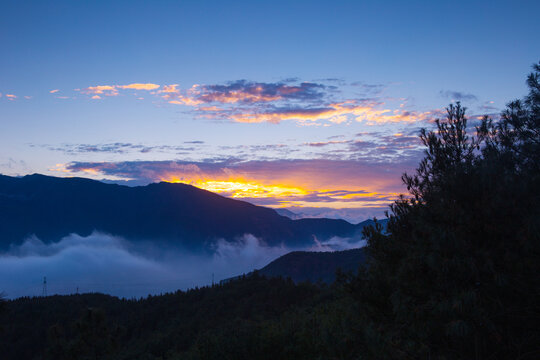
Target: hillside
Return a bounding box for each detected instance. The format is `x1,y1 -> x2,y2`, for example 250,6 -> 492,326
258,248 -> 366,283
0,275 -> 335,360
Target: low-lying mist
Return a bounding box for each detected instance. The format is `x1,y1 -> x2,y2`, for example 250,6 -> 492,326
0,231 -> 365,299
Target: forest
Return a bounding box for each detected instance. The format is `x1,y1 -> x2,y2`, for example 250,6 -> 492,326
1,62 -> 539,359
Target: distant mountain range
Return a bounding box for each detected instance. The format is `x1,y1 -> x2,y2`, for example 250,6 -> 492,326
0,174 -> 381,251
274,208 -> 303,220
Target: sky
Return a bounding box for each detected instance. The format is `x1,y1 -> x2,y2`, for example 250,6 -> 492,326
1,0 -> 539,223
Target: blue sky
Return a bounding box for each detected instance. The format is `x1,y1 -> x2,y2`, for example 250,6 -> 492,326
1,0 -> 539,222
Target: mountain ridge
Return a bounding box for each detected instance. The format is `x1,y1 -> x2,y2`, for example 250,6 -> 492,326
0,173 -> 374,251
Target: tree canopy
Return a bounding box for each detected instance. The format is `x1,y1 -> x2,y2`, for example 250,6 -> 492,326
354,62 -> 540,359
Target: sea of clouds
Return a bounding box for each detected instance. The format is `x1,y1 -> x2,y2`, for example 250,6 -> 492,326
0,231 -> 366,299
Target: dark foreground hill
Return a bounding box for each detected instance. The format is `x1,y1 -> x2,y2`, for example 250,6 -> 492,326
0,174 -> 370,250
0,275 -> 361,360
258,248 -> 366,283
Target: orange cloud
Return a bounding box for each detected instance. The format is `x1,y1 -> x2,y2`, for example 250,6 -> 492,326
161,84 -> 203,105
72,80 -> 438,127
49,89 -> 60,94
84,85 -> 119,96
81,83 -> 160,97
117,83 -> 160,90
160,84 -> 180,93
169,96 -> 203,106
64,159 -> 411,213
226,101 -> 430,124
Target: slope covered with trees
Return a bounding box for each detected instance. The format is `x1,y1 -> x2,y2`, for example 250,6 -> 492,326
258,248 -> 366,284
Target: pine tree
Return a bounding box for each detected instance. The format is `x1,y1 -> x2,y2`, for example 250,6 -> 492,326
353,62 -> 540,359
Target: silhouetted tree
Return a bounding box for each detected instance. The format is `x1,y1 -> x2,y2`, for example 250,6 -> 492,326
45,307 -> 122,360
0,292 -> 5,312
354,62 -> 540,359
0,292 -> 6,333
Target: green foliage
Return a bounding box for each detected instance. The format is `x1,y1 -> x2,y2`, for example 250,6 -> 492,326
354,62 -> 540,359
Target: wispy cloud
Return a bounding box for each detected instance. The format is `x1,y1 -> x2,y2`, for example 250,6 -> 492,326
117,83 -> 160,90
33,142 -> 203,155
79,83 -> 160,97
440,90 -> 478,102
304,140 -> 351,147
49,89 -> 60,94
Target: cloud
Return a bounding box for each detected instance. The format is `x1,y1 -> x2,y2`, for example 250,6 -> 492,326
117,83 -> 160,90
82,85 -> 119,96
0,157 -> 27,173
217,101 -> 437,125
49,89 -> 59,93
308,235 -> 367,252
0,232 -> 286,298
6,94 -> 17,100
0,231 -> 363,299
440,90 -> 478,102
80,83 -> 160,97
478,100 -> 499,112
37,142 -> 202,155
70,79 -> 440,126
304,140 -> 351,147
350,82 -> 386,95
194,80 -> 327,104
346,133 -> 422,160
160,84 -> 179,93
59,158 -> 415,218
160,80 -> 328,106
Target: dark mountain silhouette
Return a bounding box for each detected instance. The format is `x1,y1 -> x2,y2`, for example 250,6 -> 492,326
0,174 -> 372,251
257,248 -> 366,283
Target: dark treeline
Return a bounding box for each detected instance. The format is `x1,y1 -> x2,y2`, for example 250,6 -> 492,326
1,62 -> 539,359
2,275 -> 351,360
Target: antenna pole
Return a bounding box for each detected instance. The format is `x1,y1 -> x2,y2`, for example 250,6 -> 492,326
42,276 -> 47,297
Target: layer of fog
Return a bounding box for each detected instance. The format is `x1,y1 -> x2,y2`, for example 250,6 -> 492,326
0,232 -> 365,299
